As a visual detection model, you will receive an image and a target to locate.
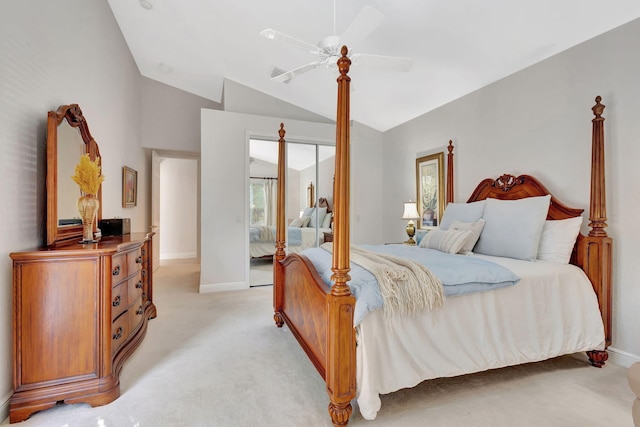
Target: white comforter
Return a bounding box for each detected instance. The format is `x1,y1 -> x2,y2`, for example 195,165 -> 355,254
250,227 -> 331,258
355,254 -> 605,420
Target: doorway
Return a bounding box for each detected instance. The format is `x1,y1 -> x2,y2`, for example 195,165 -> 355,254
152,150 -> 200,268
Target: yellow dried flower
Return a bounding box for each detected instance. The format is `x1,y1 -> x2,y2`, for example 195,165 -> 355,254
71,154 -> 105,195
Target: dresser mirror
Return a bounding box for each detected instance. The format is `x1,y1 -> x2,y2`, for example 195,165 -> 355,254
46,104 -> 102,246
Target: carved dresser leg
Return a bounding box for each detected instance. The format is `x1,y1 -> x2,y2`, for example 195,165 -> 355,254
273,312 -> 284,328
587,349 -> 609,368
328,401 -> 353,427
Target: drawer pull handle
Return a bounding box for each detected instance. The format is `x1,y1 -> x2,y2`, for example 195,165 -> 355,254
135,281 -> 143,289
136,306 -> 143,315
112,295 -> 121,307
112,265 -> 121,276
113,327 -> 123,340
135,256 -> 143,264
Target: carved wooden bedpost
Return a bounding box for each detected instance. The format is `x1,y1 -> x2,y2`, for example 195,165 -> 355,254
578,96 -> 612,367
446,140 -> 454,205
273,123 -> 286,328
326,46 -> 356,427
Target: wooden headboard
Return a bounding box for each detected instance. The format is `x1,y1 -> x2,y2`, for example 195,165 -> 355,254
466,174 -> 584,220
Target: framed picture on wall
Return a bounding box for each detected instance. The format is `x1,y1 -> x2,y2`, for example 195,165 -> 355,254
416,152 -> 444,229
122,166 -> 137,208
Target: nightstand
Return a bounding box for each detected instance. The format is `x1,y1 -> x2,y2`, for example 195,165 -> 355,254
323,232 -> 333,243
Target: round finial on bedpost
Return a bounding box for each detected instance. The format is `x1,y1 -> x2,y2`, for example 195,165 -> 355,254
278,122 -> 285,139
337,46 -> 351,78
592,96 -> 604,118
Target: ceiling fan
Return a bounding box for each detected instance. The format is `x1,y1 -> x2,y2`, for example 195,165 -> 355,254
260,4 -> 414,83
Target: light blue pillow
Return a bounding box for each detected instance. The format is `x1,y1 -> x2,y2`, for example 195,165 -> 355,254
474,195 -> 551,261
415,229 -> 429,245
440,200 -> 486,229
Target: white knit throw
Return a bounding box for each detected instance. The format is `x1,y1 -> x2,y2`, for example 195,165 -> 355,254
321,243 -> 444,318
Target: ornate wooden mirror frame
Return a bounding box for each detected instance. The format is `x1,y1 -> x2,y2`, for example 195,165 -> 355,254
46,104 -> 102,246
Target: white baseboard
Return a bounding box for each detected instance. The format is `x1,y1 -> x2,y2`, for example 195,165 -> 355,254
199,281 -> 248,293
160,252 -> 197,260
608,347 -> 640,368
1,390 -> 11,423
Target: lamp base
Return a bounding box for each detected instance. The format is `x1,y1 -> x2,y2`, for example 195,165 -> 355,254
405,220 -> 417,246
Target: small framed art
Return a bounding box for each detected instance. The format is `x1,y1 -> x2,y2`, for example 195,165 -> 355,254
122,166 -> 137,208
416,152 -> 444,229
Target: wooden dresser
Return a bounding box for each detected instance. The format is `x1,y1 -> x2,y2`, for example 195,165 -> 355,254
9,232 -> 157,423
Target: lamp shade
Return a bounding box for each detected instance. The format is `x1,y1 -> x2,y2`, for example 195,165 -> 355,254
401,201 -> 420,220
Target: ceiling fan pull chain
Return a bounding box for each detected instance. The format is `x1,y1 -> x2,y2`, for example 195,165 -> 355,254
333,0 -> 338,36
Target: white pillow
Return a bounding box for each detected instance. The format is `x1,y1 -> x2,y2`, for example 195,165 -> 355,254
474,195 -> 551,261
440,200 -> 486,229
290,216 -> 311,228
308,207 -> 327,228
419,228 -> 472,254
321,212 -> 332,229
448,219 -> 485,254
537,217 -> 583,264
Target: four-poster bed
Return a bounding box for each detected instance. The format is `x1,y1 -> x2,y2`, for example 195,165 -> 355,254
272,47 -> 611,426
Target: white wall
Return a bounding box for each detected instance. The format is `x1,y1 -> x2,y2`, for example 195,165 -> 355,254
223,79 -> 334,125
0,0 -> 145,418
383,18 -> 640,363
141,77 -> 220,153
160,158 -> 198,259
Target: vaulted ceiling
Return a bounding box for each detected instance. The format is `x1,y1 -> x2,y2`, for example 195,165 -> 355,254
108,0 -> 640,132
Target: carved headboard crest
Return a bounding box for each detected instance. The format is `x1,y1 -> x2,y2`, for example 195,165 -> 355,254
494,174 -> 524,192
467,174 -> 584,220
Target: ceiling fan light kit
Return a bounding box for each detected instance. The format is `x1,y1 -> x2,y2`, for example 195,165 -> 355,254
261,5 -> 414,82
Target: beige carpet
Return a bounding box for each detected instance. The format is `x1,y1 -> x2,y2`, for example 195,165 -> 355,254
2,261 -> 634,426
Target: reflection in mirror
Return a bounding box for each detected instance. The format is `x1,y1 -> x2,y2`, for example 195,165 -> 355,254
57,121 -> 84,225
46,104 -> 102,246
288,142 -> 335,247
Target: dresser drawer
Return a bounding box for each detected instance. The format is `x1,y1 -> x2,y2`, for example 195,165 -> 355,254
129,296 -> 144,335
127,273 -> 144,303
111,253 -> 126,281
111,281 -> 128,320
111,312 -> 129,355
126,248 -> 143,277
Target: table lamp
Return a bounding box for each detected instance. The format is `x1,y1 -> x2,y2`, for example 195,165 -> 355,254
401,201 -> 420,245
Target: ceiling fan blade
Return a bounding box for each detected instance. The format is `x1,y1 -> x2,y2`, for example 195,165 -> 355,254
339,6 -> 384,49
260,29 -> 320,54
271,61 -> 321,83
350,53 -> 414,72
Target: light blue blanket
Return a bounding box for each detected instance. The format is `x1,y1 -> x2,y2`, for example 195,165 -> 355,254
302,244 -> 520,326
250,226 -> 303,246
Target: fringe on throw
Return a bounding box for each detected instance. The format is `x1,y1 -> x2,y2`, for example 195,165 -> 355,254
321,243 -> 444,318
